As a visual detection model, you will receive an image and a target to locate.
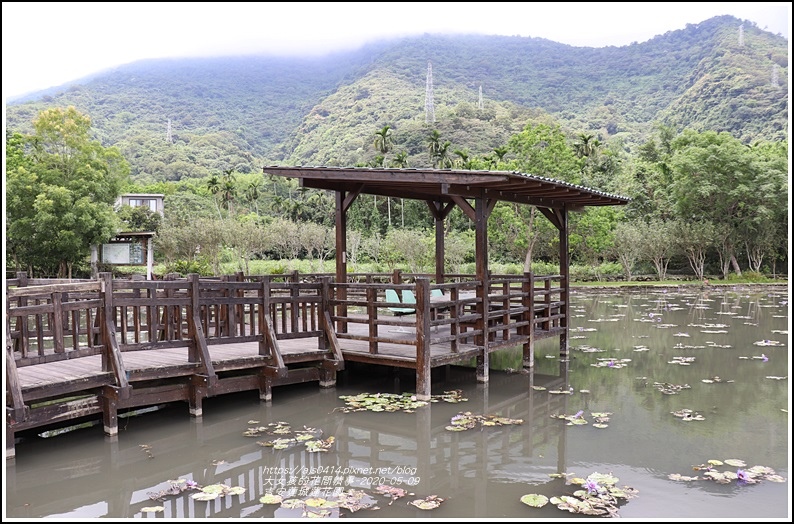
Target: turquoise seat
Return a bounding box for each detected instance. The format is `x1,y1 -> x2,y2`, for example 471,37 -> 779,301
385,288 -> 415,316
401,289 -> 417,305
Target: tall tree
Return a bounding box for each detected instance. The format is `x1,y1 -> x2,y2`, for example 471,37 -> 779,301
6,107 -> 130,277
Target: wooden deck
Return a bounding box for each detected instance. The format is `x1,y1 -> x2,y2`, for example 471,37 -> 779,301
6,271 -> 568,459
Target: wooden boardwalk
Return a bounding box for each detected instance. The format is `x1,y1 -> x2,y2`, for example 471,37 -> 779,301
6,271 -> 568,458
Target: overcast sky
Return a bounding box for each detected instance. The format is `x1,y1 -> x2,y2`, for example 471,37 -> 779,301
2,2 -> 791,100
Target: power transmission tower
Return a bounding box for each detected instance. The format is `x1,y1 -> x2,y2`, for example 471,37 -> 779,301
771,64 -> 780,88
166,119 -> 173,143
478,85 -> 483,110
738,24 -> 744,47
425,61 -> 435,123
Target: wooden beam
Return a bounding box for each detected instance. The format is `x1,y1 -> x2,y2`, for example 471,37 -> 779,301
450,195 -> 476,221
335,191 -> 348,333
342,184 -> 363,212
474,197 -> 489,384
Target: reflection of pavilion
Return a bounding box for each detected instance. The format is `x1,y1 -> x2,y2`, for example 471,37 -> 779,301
5,364 -> 572,518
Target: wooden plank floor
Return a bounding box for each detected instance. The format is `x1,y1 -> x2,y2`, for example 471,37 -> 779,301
13,319 -> 553,399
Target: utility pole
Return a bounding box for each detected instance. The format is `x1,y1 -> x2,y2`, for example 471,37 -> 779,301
771,64 -> 779,88
425,61 -> 435,124
167,119 -> 173,143
738,24 -> 744,47
478,85 -> 483,110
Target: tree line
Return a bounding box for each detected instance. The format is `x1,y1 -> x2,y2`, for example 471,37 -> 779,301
5,106 -> 788,281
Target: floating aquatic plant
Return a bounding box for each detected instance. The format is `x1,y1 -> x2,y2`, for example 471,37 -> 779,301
374,484 -> 411,505
260,493 -> 284,504
668,356 -> 696,366
671,409 -> 705,421
147,478 -> 200,501
592,358 -> 630,368
409,494 -> 445,510
141,506 -> 165,513
522,472 -> 638,517
335,390 -> 466,414
668,459 -> 786,486
653,382 -> 691,394
753,339 -> 784,346
446,411 -> 523,431
191,483 -> 246,501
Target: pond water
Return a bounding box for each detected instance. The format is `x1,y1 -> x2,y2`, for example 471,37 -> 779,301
4,286 -> 790,520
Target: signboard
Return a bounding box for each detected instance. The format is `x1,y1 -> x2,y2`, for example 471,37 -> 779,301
103,243 -> 131,264
103,242 -> 145,264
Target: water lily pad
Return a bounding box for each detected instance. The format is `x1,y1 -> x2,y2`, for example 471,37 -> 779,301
707,459 -> 724,466
141,506 -> 164,513
723,459 -> 745,467
226,486 -> 247,496
520,493 -> 549,507
191,491 -> 219,501
260,493 -> 283,504
281,498 -> 306,509
305,497 -> 339,508
409,495 -> 444,510
592,423 -> 609,429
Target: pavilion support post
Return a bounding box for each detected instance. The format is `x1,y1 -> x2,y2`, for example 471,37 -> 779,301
335,190 -> 348,333
435,212 -> 444,284
415,277 -> 432,400
474,197 -> 492,383
558,207 -> 570,356
522,271 -> 534,368
426,200 -> 455,285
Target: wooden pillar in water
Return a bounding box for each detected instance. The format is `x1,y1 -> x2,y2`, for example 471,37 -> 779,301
559,206 -> 569,357
335,190 -> 348,333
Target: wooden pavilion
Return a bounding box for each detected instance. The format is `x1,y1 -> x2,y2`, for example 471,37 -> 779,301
262,166 -> 630,394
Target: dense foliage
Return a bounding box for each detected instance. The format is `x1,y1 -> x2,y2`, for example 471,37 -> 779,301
4,15 -> 789,279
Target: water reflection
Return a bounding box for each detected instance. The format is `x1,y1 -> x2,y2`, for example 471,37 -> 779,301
5,287 -> 790,519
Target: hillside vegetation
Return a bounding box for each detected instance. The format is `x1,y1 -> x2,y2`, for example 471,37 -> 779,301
6,15 -> 787,183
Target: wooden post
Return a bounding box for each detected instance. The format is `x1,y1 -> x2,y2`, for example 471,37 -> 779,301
415,277 -> 432,400
474,198 -> 490,383
522,272 -> 534,369
559,207 -> 569,356
335,190 -> 348,333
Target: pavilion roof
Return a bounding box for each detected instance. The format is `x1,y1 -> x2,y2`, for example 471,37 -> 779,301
263,166 -> 630,209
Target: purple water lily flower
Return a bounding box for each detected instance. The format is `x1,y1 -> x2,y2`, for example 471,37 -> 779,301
573,410 -> 584,419
761,354 -> 768,362
607,360 -> 615,368
736,469 -> 751,484
584,478 -> 600,495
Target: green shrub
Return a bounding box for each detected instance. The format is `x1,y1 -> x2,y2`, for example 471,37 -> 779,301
165,258 -> 212,276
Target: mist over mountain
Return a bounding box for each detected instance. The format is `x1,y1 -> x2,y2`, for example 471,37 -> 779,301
6,15 -> 787,184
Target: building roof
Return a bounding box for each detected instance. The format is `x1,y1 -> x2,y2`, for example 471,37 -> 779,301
263,166 -> 630,209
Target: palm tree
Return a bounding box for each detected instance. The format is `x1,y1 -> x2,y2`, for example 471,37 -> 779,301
436,141 -> 453,168
374,125 -> 394,225
220,169 -> 237,215
207,175 -> 222,218
493,146 -> 509,164
246,180 -> 262,216
374,125 -> 393,159
426,129 -> 442,165
389,151 -> 409,226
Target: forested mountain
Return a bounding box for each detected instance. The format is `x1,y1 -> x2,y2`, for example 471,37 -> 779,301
6,15 -> 788,184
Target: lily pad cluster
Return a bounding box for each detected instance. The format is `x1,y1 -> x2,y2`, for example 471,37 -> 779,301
191,483 -> 247,501
753,339 -> 784,346
668,458 -> 786,485
671,408 -> 705,421
243,421 -> 332,452
336,390 -> 466,413
550,411 -> 612,428
653,382 -> 691,395
258,485 -> 447,516
521,472 -> 638,517
147,478 -> 201,501
668,356 -> 696,366
592,358 -> 631,369
445,411 -> 524,431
